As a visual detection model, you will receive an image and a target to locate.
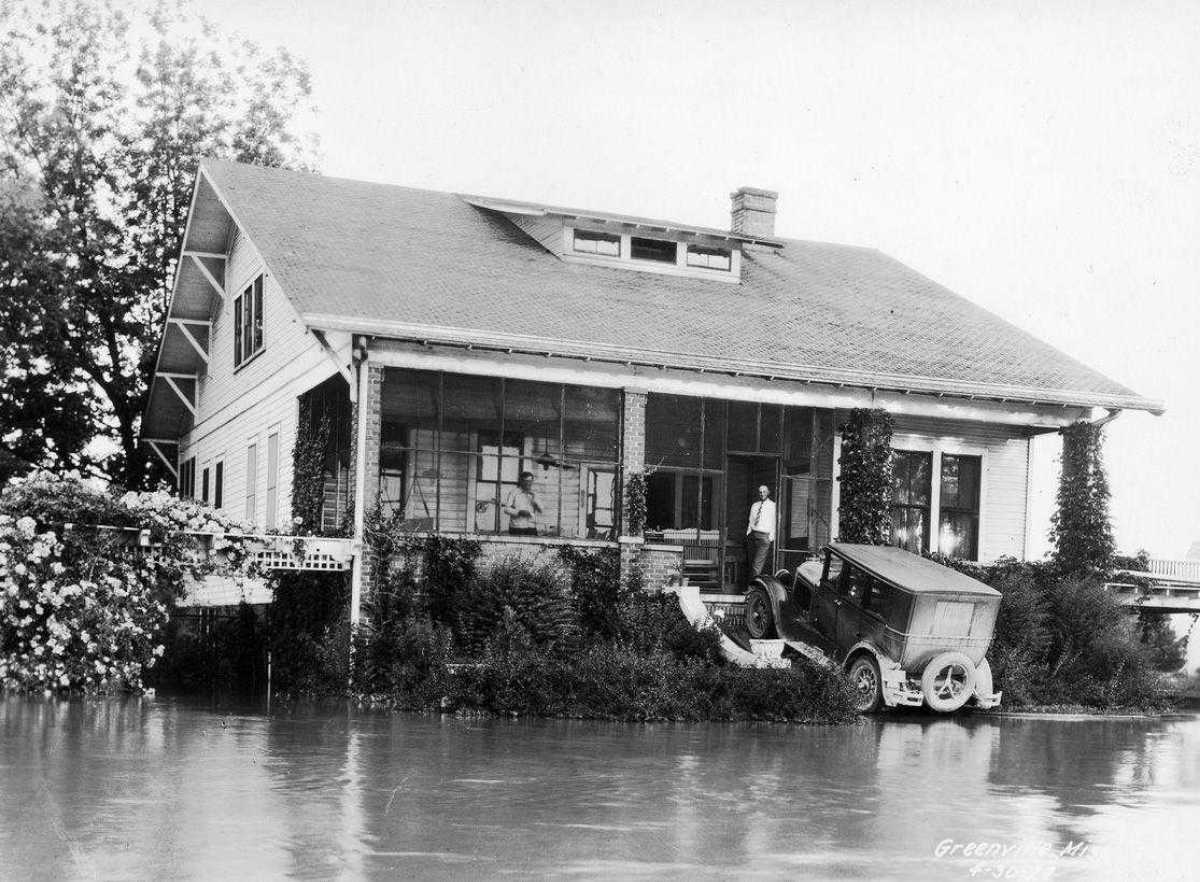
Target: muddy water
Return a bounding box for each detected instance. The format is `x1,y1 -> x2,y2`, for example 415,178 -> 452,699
0,695 -> 1196,879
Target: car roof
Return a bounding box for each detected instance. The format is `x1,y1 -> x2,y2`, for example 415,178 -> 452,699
828,543 -> 1001,598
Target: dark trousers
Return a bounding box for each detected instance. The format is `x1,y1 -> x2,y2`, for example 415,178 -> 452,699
746,530 -> 772,582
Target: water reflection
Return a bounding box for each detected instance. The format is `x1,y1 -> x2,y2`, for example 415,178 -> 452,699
1,696 -> 1196,878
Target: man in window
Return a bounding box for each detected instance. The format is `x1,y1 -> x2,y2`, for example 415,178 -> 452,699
745,484 -> 776,582
502,471 -> 542,536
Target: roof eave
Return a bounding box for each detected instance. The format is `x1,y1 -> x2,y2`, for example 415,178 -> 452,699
302,313 -> 1164,415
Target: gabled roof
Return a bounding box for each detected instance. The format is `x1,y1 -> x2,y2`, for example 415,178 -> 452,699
193,158 -> 1162,414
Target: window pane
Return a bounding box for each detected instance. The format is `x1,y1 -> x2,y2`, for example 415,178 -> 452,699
564,386 -> 619,462
233,296 -> 243,365
253,276 -> 264,352
630,236 -> 676,263
890,506 -> 928,554
783,407 -> 812,473
938,511 -> 978,559
573,229 -> 620,256
583,467 -> 617,539
441,374 -> 502,452
760,405 -> 781,454
685,245 -> 731,270
782,475 -> 811,550
646,394 -> 701,467
727,400 -> 757,452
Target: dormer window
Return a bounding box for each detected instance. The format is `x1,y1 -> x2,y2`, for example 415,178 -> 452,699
630,236 -> 676,263
573,229 -> 620,256
686,245 -> 732,271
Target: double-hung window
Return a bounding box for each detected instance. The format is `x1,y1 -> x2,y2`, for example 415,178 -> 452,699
234,274 -> 264,367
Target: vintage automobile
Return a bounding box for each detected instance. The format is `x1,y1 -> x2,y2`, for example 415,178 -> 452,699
743,542 -> 1003,713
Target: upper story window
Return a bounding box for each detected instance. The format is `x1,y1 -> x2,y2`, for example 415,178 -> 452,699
686,244 -> 732,271
234,275 -> 264,367
573,229 -> 620,256
630,236 -> 677,263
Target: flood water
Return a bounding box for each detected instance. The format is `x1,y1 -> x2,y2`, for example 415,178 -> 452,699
1,695 -> 1197,879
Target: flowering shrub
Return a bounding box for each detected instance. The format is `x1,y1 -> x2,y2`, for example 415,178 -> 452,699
0,472 -> 264,694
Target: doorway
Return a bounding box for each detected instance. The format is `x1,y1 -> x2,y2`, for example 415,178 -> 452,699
723,454 -> 779,591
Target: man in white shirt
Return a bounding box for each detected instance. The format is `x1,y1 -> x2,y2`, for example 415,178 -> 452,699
502,471 -> 542,536
745,484 -> 776,583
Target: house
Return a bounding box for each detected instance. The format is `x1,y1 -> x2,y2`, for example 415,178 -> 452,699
140,159 -> 1163,619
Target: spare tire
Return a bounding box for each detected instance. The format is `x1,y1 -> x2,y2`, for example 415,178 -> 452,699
921,651 -> 977,713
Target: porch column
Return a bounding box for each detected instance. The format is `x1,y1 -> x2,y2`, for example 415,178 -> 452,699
349,357 -> 384,626
619,388 -> 648,588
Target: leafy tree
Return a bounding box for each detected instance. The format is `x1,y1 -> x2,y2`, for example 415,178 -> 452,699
0,0 -> 317,487
837,407 -> 894,544
1050,420 -> 1115,576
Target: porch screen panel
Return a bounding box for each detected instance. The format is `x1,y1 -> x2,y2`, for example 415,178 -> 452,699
646,394 -> 701,468
443,375 -> 503,533
563,386 -> 620,538
379,368 -> 618,536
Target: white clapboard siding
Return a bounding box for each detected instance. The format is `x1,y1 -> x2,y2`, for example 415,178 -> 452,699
177,227 -> 336,530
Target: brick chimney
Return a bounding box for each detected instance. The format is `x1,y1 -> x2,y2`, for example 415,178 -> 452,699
730,186 -> 778,238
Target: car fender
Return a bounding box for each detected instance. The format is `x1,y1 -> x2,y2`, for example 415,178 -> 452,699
749,575 -> 788,620
842,641 -> 914,708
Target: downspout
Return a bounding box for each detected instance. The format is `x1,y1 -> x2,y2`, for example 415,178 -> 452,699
349,336 -> 371,627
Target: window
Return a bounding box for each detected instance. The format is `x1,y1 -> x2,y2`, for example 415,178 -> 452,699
265,433 -> 279,530
890,450 -> 932,553
245,444 -> 257,521
939,454 -> 981,559
572,229 -> 620,256
630,236 -> 676,263
686,245 -> 732,271
179,457 -> 196,498
822,552 -> 843,587
201,467 -> 210,504
213,461 -> 224,509
234,274 -> 264,367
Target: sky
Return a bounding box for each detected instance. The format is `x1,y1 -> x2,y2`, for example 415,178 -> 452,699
205,0 -> 1200,560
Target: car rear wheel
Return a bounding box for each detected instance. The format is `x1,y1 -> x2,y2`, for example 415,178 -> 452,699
847,654 -> 883,713
921,651 -> 977,713
744,586 -> 776,639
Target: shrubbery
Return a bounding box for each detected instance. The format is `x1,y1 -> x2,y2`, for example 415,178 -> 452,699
926,552 -> 1179,710
342,531 -> 859,723
0,472 -> 259,693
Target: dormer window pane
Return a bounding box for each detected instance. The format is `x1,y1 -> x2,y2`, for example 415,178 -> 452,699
573,229 -> 620,256
686,245 -> 732,271
631,236 -> 676,263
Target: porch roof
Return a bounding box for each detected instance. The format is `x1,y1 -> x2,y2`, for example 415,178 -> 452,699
196,159 -> 1162,415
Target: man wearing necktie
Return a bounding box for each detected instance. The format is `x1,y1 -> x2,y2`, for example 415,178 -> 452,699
745,484 -> 776,583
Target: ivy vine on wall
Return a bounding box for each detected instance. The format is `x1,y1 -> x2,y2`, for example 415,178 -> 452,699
837,408 -> 894,544
624,471 -> 647,537
1050,420 -> 1114,577
291,394 -> 332,535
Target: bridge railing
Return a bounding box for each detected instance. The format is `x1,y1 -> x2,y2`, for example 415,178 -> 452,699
1146,558 -> 1200,583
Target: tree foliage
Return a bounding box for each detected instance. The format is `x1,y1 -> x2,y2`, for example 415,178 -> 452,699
0,0 -> 317,487
837,407 -> 894,544
1050,420 -> 1115,577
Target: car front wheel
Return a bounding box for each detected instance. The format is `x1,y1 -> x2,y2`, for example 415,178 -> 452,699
744,586 -> 776,639
847,654 -> 883,714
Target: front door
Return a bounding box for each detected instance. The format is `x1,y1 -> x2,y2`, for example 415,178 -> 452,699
724,454 -> 779,590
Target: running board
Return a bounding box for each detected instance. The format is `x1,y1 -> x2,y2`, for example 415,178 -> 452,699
783,640 -> 836,668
